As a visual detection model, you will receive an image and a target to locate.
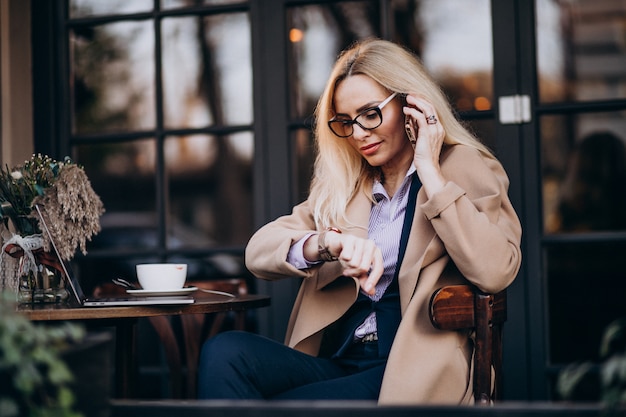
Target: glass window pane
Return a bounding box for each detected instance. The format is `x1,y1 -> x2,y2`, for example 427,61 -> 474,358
70,21 -> 155,134
546,242 -> 626,364
70,0 -> 152,19
286,1 -> 380,120
541,112 -> 626,233
75,254 -> 160,297
292,128 -> 315,204
165,132 -> 253,249
536,0 -> 626,103
411,0 -> 494,111
465,119 -> 496,151
73,140 -> 158,252
162,13 -> 252,128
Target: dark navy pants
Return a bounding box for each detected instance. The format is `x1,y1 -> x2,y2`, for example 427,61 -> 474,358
197,330 -> 386,400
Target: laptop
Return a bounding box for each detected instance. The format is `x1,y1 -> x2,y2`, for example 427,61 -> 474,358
35,205 -> 195,307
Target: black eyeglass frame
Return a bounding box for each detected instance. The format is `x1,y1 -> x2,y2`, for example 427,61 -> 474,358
327,92 -> 398,138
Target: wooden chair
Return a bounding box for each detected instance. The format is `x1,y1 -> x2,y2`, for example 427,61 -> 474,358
428,284 -> 507,405
146,278 -> 249,399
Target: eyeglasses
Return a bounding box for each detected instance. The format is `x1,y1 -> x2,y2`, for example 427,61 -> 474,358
328,93 -> 398,138
328,92 -> 398,138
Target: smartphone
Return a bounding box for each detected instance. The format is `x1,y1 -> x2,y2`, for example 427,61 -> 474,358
405,115 -> 417,148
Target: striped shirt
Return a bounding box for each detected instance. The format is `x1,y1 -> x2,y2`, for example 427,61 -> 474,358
354,166 -> 415,339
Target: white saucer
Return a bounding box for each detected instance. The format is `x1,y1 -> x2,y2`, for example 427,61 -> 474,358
126,286 -> 198,297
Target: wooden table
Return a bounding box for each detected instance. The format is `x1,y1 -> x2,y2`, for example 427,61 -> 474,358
18,291 -> 271,398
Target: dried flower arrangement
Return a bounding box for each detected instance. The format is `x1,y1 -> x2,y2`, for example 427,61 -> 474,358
0,154 -> 104,299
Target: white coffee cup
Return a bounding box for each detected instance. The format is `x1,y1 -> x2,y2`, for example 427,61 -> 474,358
136,263 -> 188,291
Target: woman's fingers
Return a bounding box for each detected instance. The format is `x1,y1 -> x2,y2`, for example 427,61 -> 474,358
337,235 -> 383,295
403,94 -> 445,169
360,248 -> 384,295
403,94 -> 442,135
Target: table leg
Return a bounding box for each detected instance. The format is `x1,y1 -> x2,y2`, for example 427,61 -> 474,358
115,319 -> 137,398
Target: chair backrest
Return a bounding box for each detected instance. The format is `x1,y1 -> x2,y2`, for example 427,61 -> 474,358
428,284 -> 507,404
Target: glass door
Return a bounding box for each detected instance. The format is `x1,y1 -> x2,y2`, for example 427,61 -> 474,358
535,0 -> 626,400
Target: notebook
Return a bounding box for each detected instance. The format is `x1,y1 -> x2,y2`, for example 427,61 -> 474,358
35,205 -> 194,307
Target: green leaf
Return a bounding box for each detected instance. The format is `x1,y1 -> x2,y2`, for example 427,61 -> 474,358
47,361 -> 73,385
0,397 -> 19,417
600,354 -> 626,387
556,362 -> 593,400
56,387 -> 75,409
600,318 -> 626,358
13,362 -> 42,394
32,346 -> 58,365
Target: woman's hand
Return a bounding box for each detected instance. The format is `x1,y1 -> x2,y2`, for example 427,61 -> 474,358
403,94 -> 447,196
305,230 -> 383,295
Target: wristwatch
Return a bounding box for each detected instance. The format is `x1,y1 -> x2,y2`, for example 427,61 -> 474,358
317,227 -> 342,262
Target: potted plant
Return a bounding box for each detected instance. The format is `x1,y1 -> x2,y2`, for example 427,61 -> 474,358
0,291 -> 86,416
557,318 -> 626,409
0,154 -> 104,303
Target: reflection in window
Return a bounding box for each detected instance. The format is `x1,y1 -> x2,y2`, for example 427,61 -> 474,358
73,140 -> 158,250
70,0 -> 152,18
292,128 -> 316,204
287,0 -> 493,120
161,0 -> 243,10
536,0 -> 626,103
542,113 -> 626,233
71,21 -> 156,134
416,0 -> 493,111
464,119 -> 496,153
287,2 -> 379,120
162,13 -> 252,128
546,242 -> 626,365
68,5 -> 254,254
165,132 -> 253,248
558,132 -> 626,232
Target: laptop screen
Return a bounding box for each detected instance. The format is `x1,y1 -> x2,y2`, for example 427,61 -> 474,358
34,204 -> 87,304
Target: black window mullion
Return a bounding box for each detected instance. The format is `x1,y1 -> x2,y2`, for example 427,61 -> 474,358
378,0 -> 392,40
491,0 -> 543,402
515,0 -> 550,402
32,0 -> 71,159
153,8 -> 167,259
250,0 -> 299,340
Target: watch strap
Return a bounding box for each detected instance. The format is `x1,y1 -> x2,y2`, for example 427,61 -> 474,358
317,227 -> 341,262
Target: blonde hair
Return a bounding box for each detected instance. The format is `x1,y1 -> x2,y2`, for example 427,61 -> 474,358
310,38 -> 494,229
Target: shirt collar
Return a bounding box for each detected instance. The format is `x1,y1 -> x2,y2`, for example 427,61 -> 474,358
373,165 -> 417,201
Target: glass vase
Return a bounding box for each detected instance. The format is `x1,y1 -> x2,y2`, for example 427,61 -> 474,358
16,250 -> 69,304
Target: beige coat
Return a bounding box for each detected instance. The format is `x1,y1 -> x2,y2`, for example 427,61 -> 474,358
245,144 -> 522,405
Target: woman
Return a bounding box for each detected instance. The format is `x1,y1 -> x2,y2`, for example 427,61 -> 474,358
197,38 -> 522,404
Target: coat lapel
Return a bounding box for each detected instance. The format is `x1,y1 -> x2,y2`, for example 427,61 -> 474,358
397,187 -> 443,313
